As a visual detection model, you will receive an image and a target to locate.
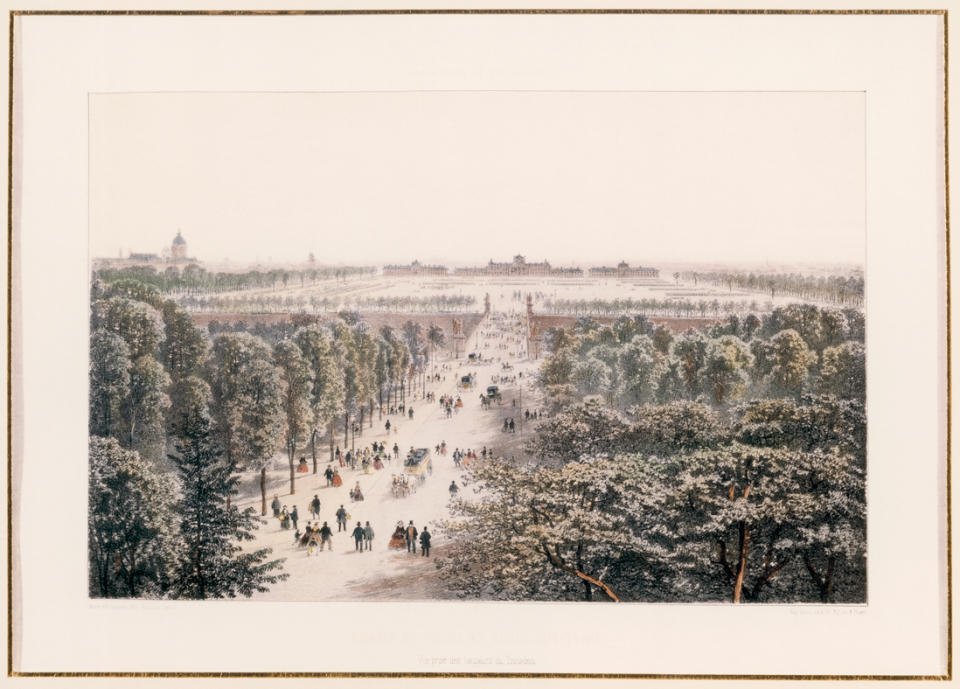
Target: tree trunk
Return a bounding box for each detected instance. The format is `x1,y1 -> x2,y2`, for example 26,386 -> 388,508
344,411 -> 349,446
289,452 -> 296,495
329,419 -> 335,462
260,466 -> 267,516
311,430 -> 317,474
359,406 -> 364,436
732,521 -> 750,603
823,555 -> 836,602
379,389 -> 383,420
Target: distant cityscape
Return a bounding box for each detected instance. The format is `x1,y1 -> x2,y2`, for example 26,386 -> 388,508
94,236 -> 661,279
382,255 -> 659,278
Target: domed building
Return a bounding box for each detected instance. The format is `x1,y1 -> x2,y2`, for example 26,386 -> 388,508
171,231 -> 188,260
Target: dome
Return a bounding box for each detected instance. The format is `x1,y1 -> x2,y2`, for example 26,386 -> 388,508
172,231 -> 186,246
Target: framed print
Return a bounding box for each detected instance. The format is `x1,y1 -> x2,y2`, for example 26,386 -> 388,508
3,2 -> 951,682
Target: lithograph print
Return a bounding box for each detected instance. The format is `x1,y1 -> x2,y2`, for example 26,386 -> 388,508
87,90 -> 866,604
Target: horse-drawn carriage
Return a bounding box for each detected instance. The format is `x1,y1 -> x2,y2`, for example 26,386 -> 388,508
391,473 -> 415,498
404,448 -> 433,482
459,374 -> 475,390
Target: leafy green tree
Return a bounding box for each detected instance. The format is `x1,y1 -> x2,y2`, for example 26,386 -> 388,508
168,376 -> 212,441
160,302 -> 208,383
274,340 -> 313,493
88,437 -> 181,598
126,355 -> 171,462
777,304 -> 825,351
90,330 -> 131,440
540,346 -> 576,387
654,358 -> 686,403
617,335 -> 662,406
571,355 -> 612,401
526,399 -> 631,463
819,309 -> 850,349
652,326 -> 673,355
353,327 -> 379,430
735,395 -> 866,462
91,296 -> 164,359
768,329 -> 817,397
699,335 -> 753,405
672,332 -> 710,398
627,401 -> 727,455
543,383 -> 577,415
654,444 -> 862,603
427,323 -> 446,362
818,341 -> 865,400
171,415 -> 288,599
295,326 -> 345,468
207,333 -> 284,515
792,450 -> 866,602
331,322 -> 359,446
439,456 -> 665,602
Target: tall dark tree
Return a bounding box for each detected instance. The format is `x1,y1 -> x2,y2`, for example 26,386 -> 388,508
89,330 -> 131,440
171,416 -> 288,599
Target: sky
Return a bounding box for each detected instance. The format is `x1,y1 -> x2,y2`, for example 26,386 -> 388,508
89,91 -> 865,269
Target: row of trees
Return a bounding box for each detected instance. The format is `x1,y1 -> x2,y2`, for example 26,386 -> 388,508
174,292 -> 477,315
539,305 -> 864,412
96,264 -> 374,295
677,270 -> 864,306
90,278 -> 449,515
541,297 -> 770,318
89,277 -> 449,597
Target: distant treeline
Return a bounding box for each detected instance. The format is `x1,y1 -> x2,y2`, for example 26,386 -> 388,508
542,296 -> 770,318
176,293 -> 477,315
678,271 -> 864,306
96,265 -> 375,294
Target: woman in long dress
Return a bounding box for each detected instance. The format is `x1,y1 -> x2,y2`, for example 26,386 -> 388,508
389,522 -> 406,549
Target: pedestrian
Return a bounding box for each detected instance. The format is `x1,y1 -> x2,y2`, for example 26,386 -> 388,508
449,480 -> 459,497
408,408 -> 414,419
363,521 -> 374,551
324,466 -> 334,487
385,419 -> 391,433
420,527 -> 431,557
406,521 -> 418,553
336,504 -> 347,532
393,443 -> 399,460
319,521 -> 333,550
290,505 -> 299,530
352,521 -> 365,551
271,494 -> 281,518
509,418 -> 515,433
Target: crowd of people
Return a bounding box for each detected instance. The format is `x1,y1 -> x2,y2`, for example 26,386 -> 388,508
255,302 -> 542,579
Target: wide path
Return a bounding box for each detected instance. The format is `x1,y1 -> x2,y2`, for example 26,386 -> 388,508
244,308 -> 542,601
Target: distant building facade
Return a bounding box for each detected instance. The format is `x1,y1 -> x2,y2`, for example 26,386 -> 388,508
93,232 -> 199,271
382,260 -> 448,277
455,254 -> 583,278
589,261 -> 659,278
